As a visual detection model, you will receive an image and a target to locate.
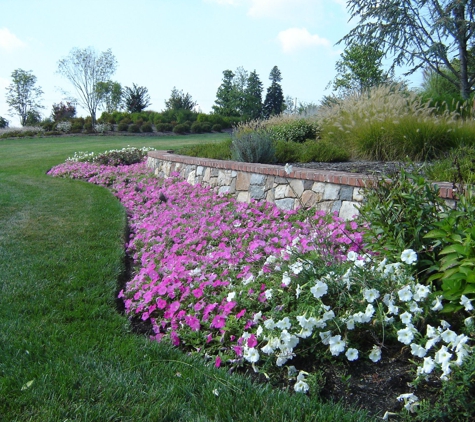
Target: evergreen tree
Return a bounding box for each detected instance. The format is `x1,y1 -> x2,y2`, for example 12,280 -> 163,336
263,66 -> 284,118
242,70 -> 263,119
164,87 -> 197,111
213,70 -> 239,116
123,84 -> 151,113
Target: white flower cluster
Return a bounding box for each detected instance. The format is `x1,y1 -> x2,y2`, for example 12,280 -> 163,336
56,121 -> 72,133
94,123 -> 111,134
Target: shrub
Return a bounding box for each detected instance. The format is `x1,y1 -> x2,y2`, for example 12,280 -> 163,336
425,145 -> 475,184
141,123 -> 153,133
118,122 -> 129,132
52,101 -> 76,122
94,123 -> 111,134
274,140 -> 302,163
156,123 -> 173,132
231,121 -> 276,163
357,168 -> 447,275
178,139 -> 233,160
0,116 -> 9,129
66,146 -> 156,166
316,84 -> 473,160
190,122 -> 203,134
128,124 -> 140,133
40,119 -> 54,131
299,140 -> 350,163
201,122 -> 212,133
70,122 -> 84,133
173,124 -> 188,134
56,121 -> 72,133
267,117 -> 320,143
212,124 -> 222,132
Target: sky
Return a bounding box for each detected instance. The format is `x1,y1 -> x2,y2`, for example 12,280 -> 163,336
0,0 -> 423,126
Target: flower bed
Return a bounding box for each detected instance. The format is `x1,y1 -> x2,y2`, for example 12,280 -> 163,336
48,155 -> 474,419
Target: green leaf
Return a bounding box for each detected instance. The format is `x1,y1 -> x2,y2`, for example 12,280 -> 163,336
424,229 -> 448,239
21,380 -> 34,391
440,244 -> 466,255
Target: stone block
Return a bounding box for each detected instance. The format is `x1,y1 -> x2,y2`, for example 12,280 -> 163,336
323,184 -> 340,200
265,176 -> 275,191
303,180 -> 313,190
312,182 -> 325,193
203,168 -> 211,182
314,201 -> 334,213
340,186 -> 354,201
250,173 -> 266,185
250,185 -> 266,200
301,190 -> 317,207
236,172 -> 251,190
275,185 -> 287,199
187,170 -> 196,185
237,191 -> 250,203
218,170 -> 233,186
353,187 -> 365,202
208,177 -> 218,187
196,166 -> 204,176
331,200 -> 342,213
275,198 -> 295,211
266,189 -> 275,203
289,179 -> 304,197
339,201 -> 360,220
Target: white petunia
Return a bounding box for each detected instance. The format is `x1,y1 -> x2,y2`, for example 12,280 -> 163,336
401,249 -> 417,265
431,296 -> 444,311
365,304 -> 375,319
409,301 -> 423,314
226,291 -> 236,302
294,379 -> 309,393
253,311 -> 262,323
397,327 -> 415,345
398,286 -> 413,302
410,343 -> 427,358
261,342 -> 275,354
319,330 -> 332,345
256,325 -> 263,337
310,280 -> 328,298
346,317 -> 355,330
243,347 -> 260,363
460,295 -> 474,311
345,348 -> 359,361
413,284 -> 431,301
440,329 -> 457,344
280,330 -> 299,349
289,261 -> 303,275
400,311 -> 413,325
322,309 -> 335,322
329,335 -> 346,356
347,251 -> 358,261
434,345 -> 452,365
281,272 -> 292,287
369,346 -> 382,362
242,273 -> 254,285
264,318 -> 275,330
295,284 -> 302,298
422,356 -> 435,374
264,289 -> 273,300
275,317 -> 291,330
363,288 -> 380,303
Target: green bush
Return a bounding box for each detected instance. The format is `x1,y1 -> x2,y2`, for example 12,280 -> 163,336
173,124 -> 189,134
357,168 -> 447,275
128,124 -> 140,133
70,122 -> 84,133
299,140 -> 350,162
156,123 -> 173,132
190,122 -> 203,134
231,123 -> 276,164
118,122 -> 129,131
201,122 -> 212,133
268,118 -> 320,143
141,123 -> 153,133
40,118 -> 54,131
425,145 -> 475,184
212,124 -> 222,132
178,139 -> 233,160
274,140 -> 302,163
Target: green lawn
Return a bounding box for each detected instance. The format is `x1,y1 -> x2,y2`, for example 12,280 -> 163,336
0,134 -> 370,421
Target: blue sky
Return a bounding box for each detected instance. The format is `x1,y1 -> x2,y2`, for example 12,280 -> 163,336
0,0 -> 422,126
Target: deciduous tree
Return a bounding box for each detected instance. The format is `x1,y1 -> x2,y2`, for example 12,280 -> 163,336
340,0 -> 475,99
96,81 -> 123,113
5,69 -> 44,126
57,47 -> 117,123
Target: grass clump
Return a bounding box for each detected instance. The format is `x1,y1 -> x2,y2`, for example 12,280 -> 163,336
178,138 -> 232,160
424,145 -> 475,184
316,84 -> 475,161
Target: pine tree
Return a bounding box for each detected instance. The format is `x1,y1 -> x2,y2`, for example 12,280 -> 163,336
242,70 -> 263,120
263,66 -> 284,118
213,70 -> 239,116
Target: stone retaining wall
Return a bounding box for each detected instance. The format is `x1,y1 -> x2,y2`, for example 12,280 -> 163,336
147,151 -> 455,220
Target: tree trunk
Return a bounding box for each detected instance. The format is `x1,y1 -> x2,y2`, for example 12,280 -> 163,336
454,3 -> 470,99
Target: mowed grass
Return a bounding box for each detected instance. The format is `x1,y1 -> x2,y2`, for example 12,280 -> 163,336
0,134 -> 370,421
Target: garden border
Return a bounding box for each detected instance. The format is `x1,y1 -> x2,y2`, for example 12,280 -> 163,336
147,151 -> 455,220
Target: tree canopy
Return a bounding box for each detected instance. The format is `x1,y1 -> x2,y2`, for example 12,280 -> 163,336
340,0 -> 475,99
57,47 -> 117,123
5,69 -> 44,126
164,87 -> 197,111
263,66 -> 284,118
123,84 -> 151,113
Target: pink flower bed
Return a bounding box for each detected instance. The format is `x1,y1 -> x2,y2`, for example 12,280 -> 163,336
48,160 -> 364,364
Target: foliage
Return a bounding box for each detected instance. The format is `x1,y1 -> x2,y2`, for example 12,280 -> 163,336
127,124 -> 140,133
231,121 -> 276,163
358,168 -> 448,275
243,70 -> 263,119
212,124 -> 222,132
178,138 -> 233,160
156,123 -> 173,132
123,83 -> 151,113
57,47 -> 117,124
425,145 -> 475,184
52,101 -> 76,122
173,123 -> 189,134
24,110 -> 42,126
316,84 -> 474,161
425,188 -> 475,313
56,121 -> 72,133
95,80 -> 123,113
118,122 -> 129,131
330,43 -> 392,96
408,352 -> 475,421
340,0 -> 475,99
263,66 -> 284,118
66,146 -> 155,166
267,116 -> 320,143
0,116 -> 9,129
5,68 -> 44,126
164,87 -> 197,111
141,122 -> 153,133
94,123 -> 111,134
273,139 -> 350,163
213,69 -> 240,117
191,121 -> 203,134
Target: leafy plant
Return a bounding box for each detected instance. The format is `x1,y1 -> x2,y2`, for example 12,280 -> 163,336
178,139 -> 232,160
268,117 -> 320,143
127,124 -> 140,133
56,121 -> 72,133
231,121 -> 276,163
358,168 -> 448,274
0,116 -> 10,129
173,124 -> 189,134
141,123 -> 153,133
118,122 -> 129,131
156,123 -> 173,132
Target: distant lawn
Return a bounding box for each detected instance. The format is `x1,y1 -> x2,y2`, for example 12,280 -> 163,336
0,135 -> 369,421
